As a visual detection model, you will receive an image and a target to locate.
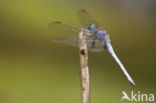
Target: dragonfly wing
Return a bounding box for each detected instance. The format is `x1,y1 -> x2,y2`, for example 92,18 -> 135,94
86,39 -> 104,52
53,38 -> 104,52
78,9 -> 101,29
53,38 -> 79,48
49,21 -> 80,38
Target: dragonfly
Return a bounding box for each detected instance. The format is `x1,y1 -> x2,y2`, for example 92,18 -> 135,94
49,9 -> 135,87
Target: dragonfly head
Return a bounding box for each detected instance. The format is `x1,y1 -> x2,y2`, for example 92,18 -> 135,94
88,24 -> 97,31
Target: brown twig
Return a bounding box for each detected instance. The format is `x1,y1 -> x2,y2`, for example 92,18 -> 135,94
79,31 -> 90,103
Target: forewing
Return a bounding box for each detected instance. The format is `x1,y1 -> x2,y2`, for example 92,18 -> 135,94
78,9 -> 101,29
49,21 -> 80,38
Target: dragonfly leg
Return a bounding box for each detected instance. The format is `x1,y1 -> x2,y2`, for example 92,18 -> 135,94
91,37 -> 96,48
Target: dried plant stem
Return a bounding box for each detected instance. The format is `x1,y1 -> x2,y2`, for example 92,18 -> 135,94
79,31 -> 90,103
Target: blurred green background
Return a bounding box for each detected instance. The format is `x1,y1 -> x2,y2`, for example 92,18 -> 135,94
0,0 -> 156,103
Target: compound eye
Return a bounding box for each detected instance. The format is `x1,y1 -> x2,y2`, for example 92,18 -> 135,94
88,24 -> 97,30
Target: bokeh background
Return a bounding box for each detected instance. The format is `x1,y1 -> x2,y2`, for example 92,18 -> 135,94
0,0 -> 156,103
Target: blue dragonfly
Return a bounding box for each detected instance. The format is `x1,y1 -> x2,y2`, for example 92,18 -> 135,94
49,9 -> 135,87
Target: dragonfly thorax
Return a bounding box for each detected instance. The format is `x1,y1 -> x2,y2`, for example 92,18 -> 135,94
94,30 -> 110,45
